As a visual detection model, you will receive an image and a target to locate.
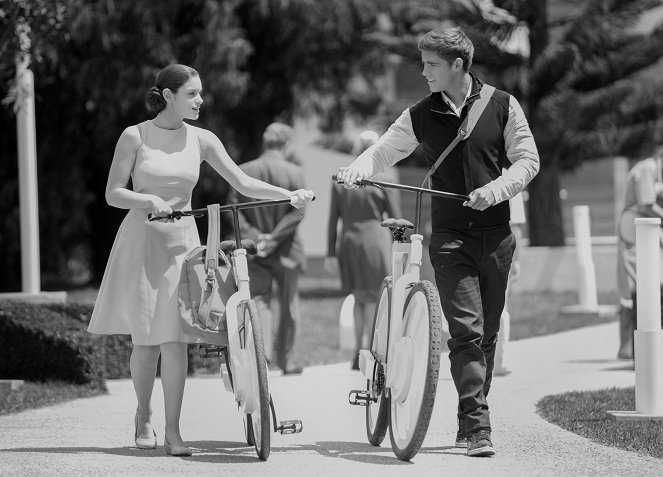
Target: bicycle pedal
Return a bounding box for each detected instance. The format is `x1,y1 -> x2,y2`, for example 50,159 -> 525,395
277,420 -> 303,434
198,344 -> 226,359
348,390 -> 376,406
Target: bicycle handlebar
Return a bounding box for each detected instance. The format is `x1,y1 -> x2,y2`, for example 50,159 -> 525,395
332,175 -> 470,202
147,196 -> 314,222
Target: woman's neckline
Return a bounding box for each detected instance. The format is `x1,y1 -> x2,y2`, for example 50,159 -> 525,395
150,119 -> 185,131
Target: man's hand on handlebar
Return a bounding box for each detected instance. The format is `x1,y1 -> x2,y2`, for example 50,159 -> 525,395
290,189 -> 315,209
464,186 -> 496,211
336,166 -> 372,189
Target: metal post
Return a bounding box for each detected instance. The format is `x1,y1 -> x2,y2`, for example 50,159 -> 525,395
16,61 -> 41,294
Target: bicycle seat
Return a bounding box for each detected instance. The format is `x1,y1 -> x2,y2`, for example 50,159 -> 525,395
219,239 -> 258,256
381,218 -> 414,230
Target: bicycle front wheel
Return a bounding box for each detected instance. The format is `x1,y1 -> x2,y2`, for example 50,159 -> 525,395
366,277 -> 391,446
239,300 -> 271,460
388,280 -> 442,461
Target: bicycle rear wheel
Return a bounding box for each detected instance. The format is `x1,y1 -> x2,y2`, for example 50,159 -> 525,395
366,277 -> 391,446
388,280 -> 442,461
239,299 -> 271,460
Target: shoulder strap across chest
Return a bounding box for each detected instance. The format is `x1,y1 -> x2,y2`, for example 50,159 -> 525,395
421,84 -> 496,189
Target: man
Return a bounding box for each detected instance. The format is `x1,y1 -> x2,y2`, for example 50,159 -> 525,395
616,147 -> 663,360
338,26 -> 539,457
233,122 -> 307,375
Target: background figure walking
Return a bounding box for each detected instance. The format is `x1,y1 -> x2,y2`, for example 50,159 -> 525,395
325,130 -> 401,369
616,146 -> 663,360
87,65 -> 313,457
233,122 -> 308,375
493,191 -> 526,376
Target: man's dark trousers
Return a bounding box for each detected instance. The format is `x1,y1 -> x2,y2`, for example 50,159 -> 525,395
429,225 -> 515,435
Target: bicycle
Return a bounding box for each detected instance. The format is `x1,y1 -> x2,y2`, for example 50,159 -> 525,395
149,198 -> 306,460
338,176 -> 469,461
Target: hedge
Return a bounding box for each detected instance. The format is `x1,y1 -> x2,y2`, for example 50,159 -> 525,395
0,301 -> 220,388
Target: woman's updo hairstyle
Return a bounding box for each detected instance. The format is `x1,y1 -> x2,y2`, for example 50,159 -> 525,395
145,64 -> 199,116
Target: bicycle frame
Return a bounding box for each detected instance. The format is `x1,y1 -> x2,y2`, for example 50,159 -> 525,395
382,233 -> 423,395
149,198 -> 297,415
342,178 -> 469,400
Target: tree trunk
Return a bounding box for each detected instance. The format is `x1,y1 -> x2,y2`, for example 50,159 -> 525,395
527,163 -> 565,245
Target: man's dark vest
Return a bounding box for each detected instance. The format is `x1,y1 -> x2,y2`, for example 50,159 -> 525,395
409,75 -> 511,231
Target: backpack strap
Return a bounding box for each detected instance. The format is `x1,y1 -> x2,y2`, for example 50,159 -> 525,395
198,204 -> 221,328
421,84 -> 496,189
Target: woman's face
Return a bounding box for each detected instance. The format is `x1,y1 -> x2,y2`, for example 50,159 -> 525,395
168,76 -> 203,120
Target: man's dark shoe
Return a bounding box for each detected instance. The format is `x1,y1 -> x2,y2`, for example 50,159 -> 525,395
466,430 -> 495,457
455,429 -> 467,448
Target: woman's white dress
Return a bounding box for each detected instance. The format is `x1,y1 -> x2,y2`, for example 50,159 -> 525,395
88,120 -> 202,345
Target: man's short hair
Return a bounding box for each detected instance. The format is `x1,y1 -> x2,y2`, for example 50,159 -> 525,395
418,26 -> 474,72
263,122 -> 293,150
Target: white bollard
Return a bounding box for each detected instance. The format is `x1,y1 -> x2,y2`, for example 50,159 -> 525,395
634,217 -> 663,415
607,218 -> 663,420
339,294 -> 355,351
572,206 -> 598,310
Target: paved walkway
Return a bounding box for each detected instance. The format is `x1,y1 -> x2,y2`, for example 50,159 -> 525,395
1,322 -> 662,477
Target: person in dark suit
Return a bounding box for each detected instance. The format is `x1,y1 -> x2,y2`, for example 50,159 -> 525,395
232,122 -> 307,375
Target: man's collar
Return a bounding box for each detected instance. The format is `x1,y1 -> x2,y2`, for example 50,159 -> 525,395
431,73 -> 483,114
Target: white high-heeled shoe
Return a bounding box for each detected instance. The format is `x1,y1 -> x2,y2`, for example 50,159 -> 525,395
134,414 -> 157,450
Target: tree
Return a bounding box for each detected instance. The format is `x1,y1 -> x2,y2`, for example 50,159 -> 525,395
361,0 -> 663,245
0,0 -> 383,290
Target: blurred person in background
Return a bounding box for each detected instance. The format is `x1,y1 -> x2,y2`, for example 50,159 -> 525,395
337,26 -> 539,457
616,146 -> 663,360
232,122 -> 308,375
87,65 -> 313,456
325,130 -> 401,369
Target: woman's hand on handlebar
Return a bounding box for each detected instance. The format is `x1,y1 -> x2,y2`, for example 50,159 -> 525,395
149,196 -> 173,219
290,189 -> 315,209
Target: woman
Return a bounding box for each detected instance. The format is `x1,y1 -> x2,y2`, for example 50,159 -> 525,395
87,64 -> 313,456
325,130 -> 401,369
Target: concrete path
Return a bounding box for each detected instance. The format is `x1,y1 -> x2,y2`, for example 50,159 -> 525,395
1,322 -> 662,477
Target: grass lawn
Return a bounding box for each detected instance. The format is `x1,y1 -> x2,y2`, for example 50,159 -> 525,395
537,387 -> 663,459
290,276 -> 618,369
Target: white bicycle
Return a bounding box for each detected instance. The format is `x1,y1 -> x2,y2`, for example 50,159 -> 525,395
151,199 -> 305,460
340,177 -> 469,461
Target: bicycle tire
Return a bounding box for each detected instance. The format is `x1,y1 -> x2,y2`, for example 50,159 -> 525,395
388,280 -> 442,461
366,277 -> 392,446
239,299 -> 271,460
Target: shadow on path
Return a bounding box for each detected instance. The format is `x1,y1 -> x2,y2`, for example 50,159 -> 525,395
0,440 -> 464,465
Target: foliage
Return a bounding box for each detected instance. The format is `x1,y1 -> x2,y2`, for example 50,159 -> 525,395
359,0 -> 663,245
0,301 -> 107,387
0,0 -> 383,290
0,380 -> 104,416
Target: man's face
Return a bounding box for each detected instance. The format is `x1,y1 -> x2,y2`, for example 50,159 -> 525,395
421,49 -> 454,93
